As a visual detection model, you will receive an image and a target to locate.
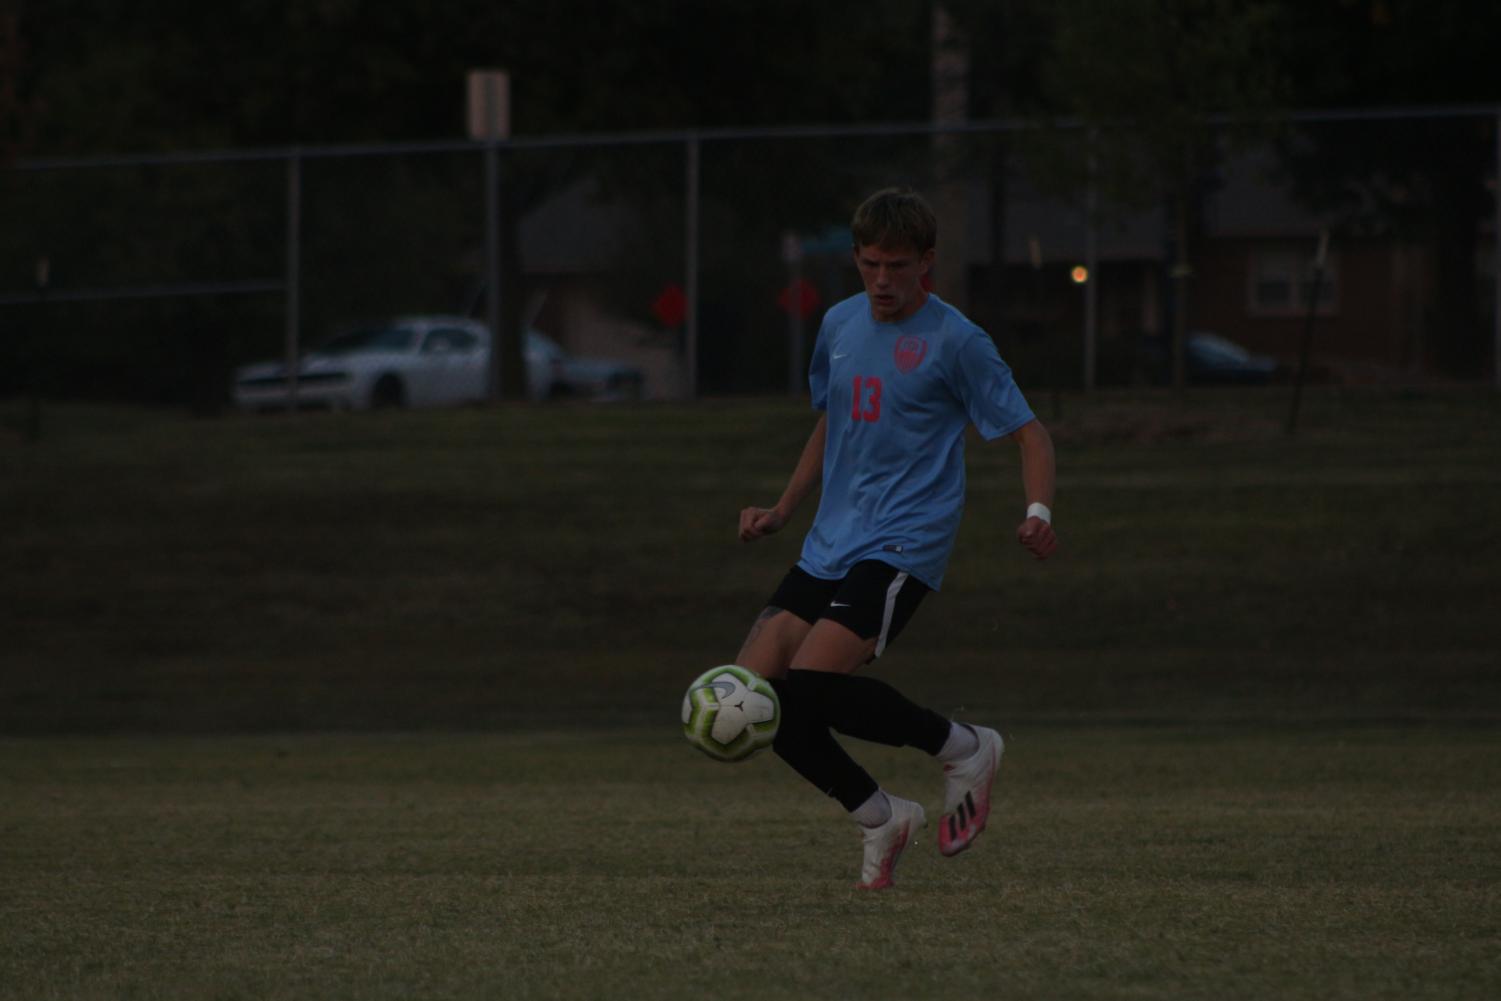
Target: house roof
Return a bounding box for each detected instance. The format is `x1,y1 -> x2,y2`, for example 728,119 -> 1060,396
518,147 -> 1341,274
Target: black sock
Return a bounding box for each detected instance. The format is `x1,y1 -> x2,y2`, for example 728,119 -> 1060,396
784,669 -> 951,755
771,673 -> 879,812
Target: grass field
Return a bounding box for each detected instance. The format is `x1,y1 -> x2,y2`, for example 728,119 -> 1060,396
3,388 -> 1500,998
4,727 -> 1498,1000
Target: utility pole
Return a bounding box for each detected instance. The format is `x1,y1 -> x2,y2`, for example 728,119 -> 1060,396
1287,230 -> 1330,436
931,5 -> 970,310
468,70 -> 512,401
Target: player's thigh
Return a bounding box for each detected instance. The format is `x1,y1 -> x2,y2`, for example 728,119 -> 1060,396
735,607 -> 812,680
791,559 -> 930,673
788,617 -> 876,674
737,565 -> 841,678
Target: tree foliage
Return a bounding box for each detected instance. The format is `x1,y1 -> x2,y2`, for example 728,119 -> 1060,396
13,0 -> 932,154
1267,0 -> 1500,374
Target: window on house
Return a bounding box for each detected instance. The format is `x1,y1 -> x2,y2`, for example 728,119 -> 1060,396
1248,249 -> 1339,316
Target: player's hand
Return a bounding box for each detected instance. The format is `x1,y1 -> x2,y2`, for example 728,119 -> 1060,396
739,506 -> 786,542
1017,516 -> 1058,560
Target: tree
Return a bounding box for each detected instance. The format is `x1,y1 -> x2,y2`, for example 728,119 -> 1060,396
0,7 -> 27,166
1268,0 -> 1501,376
1012,0 -> 1283,390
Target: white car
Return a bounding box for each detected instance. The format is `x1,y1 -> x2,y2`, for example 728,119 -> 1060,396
233,316 -> 566,412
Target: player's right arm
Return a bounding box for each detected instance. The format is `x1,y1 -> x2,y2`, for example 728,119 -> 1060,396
1011,417 -> 1059,560
739,413 -> 826,542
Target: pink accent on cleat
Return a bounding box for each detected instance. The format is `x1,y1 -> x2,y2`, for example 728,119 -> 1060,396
855,796 -> 926,890
937,726 -> 1004,858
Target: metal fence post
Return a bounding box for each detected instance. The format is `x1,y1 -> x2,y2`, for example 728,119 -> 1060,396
684,134 -> 700,400
484,141 -> 502,400
284,149 -> 302,413
1083,128 -> 1099,393
27,256 -> 47,441
1288,229 -> 1330,436
783,232 -> 805,397
1494,109 -> 1500,391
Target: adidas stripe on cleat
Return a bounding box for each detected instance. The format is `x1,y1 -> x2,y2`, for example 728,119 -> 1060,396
937,725 -> 1003,858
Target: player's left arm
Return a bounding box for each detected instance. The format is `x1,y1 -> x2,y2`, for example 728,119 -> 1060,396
1009,419 -> 1058,560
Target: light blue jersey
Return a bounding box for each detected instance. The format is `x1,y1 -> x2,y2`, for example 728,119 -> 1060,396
799,293 -> 1035,590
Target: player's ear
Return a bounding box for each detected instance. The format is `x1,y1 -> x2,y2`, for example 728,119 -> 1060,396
919,248 -> 935,274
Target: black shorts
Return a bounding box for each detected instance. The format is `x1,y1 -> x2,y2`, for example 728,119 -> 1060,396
767,560 -> 930,658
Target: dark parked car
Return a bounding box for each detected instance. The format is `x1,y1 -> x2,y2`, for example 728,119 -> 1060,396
527,331 -> 645,402
1140,332 -> 1282,385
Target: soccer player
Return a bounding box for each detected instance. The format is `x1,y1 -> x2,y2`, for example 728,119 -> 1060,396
736,187 -> 1057,889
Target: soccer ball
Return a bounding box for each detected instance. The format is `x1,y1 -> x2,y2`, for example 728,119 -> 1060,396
680,665 -> 780,762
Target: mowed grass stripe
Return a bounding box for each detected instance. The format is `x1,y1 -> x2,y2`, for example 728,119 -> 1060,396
2,728 -> 1498,1000
4,388 -> 1500,734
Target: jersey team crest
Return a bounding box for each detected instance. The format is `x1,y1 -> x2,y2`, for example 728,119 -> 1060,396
894,335 -> 928,373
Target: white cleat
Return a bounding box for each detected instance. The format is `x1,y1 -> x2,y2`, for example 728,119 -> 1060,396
938,725 -> 1004,857
856,795 -> 926,890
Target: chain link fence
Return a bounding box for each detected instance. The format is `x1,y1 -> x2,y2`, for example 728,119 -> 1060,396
2,108 -> 1497,419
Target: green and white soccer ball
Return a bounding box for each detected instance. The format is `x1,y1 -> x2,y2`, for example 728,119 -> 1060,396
680,665 -> 780,762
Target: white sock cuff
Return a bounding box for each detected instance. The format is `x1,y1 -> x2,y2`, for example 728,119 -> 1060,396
936,722 -> 979,763
850,789 -> 893,828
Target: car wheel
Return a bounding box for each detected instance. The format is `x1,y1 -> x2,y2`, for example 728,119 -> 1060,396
613,373 -> 644,401
371,374 -> 406,409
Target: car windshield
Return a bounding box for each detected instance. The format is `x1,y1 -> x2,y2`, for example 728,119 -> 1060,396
317,327 -> 417,354
1191,334 -> 1252,363
526,331 -> 567,361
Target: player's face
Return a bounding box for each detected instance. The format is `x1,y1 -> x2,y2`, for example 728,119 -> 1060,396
854,242 -> 934,323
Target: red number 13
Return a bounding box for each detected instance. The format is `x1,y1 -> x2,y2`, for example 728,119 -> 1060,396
851,376 -> 882,422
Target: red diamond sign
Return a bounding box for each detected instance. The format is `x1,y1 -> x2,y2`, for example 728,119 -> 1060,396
777,278 -> 820,320
651,283 -> 687,329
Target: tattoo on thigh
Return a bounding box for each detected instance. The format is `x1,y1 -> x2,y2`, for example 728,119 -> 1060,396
741,605 -> 783,648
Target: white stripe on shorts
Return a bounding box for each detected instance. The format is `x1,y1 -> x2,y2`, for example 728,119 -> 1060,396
873,571 -> 910,658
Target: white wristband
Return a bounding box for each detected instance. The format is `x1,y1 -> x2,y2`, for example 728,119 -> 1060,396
1026,502 -> 1052,524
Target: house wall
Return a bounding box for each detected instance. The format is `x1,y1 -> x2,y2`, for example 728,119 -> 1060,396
1190,237 -> 1431,378
537,279 -> 688,400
